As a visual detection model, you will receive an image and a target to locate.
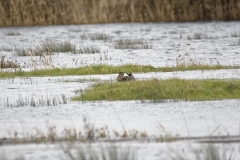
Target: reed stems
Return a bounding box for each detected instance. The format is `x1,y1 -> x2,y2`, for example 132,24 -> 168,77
0,0 -> 239,27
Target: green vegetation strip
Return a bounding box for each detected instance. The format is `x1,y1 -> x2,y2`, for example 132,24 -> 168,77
1,64 -> 240,78
72,79 -> 240,101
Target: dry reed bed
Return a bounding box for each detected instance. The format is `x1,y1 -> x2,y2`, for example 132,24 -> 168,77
0,0 -> 240,27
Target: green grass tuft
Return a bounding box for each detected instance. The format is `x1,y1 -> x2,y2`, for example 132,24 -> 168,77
72,79 -> 240,101
1,63 -> 240,78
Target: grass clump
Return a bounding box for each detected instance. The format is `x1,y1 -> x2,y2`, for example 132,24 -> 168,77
14,41 -> 76,56
75,45 -> 100,54
2,94 -> 68,107
61,143 -> 136,160
114,38 -> 152,49
1,62 -> 240,78
170,144 -> 235,160
0,56 -> 20,69
42,41 -> 76,53
15,47 -> 32,56
89,32 -> 111,41
4,31 -> 20,36
0,64 -> 155,78
231,31 -> 240,37
73,79 -> 240,101
187,33 -> 216,40
230,39 -> 240,46
14,42 -> 100,56
4,117 -> 150,144
0,45 -> 12,51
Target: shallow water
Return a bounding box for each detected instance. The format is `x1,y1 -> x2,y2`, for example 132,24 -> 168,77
0,21 -> 240,69
1,21 -> 240,159
1,69 -> 240,105
1,142 -> 240,160
1,99 -> 240,139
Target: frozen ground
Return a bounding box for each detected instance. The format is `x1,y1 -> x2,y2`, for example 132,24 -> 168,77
1,21 -> 240,159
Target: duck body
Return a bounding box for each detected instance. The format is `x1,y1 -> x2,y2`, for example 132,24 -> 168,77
127,73 -> 135,81
117,72 -> 125,82
120,76 -> 129,81
117,72 -> 135,82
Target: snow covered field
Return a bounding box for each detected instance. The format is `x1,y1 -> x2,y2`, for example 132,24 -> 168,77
1,21 -> 240,160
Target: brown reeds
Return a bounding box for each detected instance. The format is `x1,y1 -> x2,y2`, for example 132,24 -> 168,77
0,0 -> 240,27
0,56 -> 19,69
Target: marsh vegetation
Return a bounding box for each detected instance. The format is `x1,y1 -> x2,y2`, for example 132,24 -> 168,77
1,21 -> 240,160
113,38 -> 152,50
73,79 -> 240,101
1,63 -> 240,78
0,0 -> 240,27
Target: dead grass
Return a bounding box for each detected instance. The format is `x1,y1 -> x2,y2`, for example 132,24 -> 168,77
3,117 -> 159,144
0,56 -> 20,69
2,117 -> 239,145
0,0 -> 240,27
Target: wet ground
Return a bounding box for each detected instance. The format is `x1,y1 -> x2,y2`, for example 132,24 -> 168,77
1,21 -> 240,159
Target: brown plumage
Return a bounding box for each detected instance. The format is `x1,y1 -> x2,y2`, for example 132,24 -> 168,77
120,76 -> 129,81
117,72 -> 125,82
117,72 -> 136,82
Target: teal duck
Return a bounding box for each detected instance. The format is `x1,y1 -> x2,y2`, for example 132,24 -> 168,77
117,72 -> 125,82
127,73 -> 135,81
